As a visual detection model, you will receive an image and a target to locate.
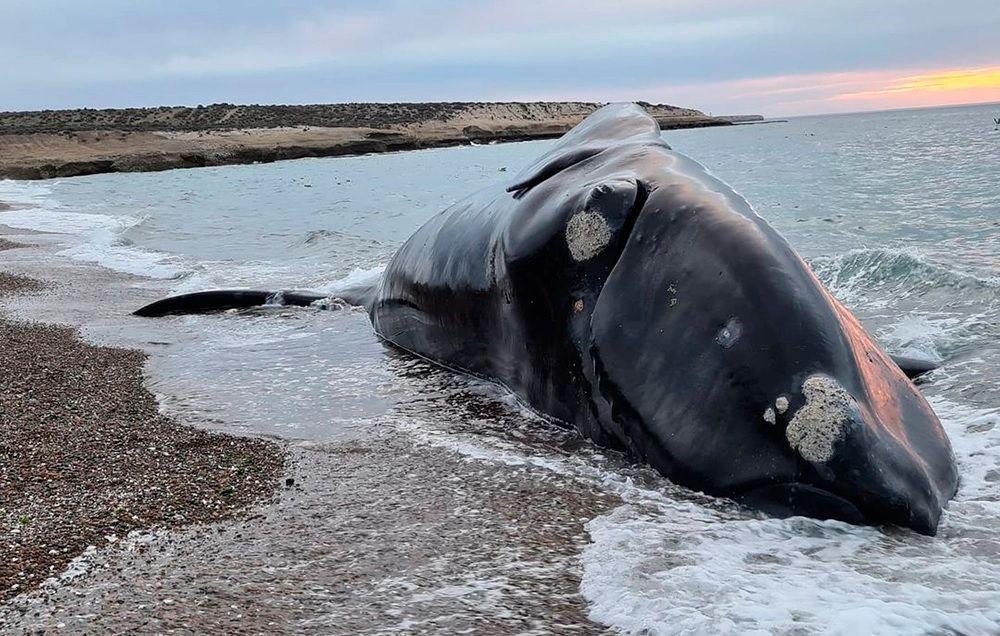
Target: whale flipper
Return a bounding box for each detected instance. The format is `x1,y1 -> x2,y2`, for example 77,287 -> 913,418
135,281 -> 380,317
889,354 -> 939,379
133,289 -> 328,317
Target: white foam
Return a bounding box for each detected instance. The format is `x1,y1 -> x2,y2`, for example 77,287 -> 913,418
0,179 -> 55,208
1,204 -> 119,236
61,239 -> 187,279
928,396 -> 1000,501
169,261 -> 297,294
165,263 -> 386,300
578,395 -> 1000,636
37,529 -> 167,592
316,265 -> 386,295
813,247 -> 998,311
1,183 -> 188,279
389,360 -> 1000,635
878,314 -> 956,361
195,314 -> 317,347
580,507 -> 1000,635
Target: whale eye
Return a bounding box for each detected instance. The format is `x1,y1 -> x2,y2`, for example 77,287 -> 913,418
715,316 -> 743,349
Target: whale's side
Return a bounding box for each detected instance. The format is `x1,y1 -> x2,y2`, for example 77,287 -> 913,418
368,103 -> 958,534
135,103 -> 958,534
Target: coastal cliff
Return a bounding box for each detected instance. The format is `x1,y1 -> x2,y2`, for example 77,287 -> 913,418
0,101 -> 734,180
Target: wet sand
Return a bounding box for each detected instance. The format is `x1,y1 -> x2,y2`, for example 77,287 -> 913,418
0,225 -> 620,633
0,238 -> 285,605
2,438 -> 617,634
0,238 -> 25,250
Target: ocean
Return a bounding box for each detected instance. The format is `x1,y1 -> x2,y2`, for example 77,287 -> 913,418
1,103 -> 998,634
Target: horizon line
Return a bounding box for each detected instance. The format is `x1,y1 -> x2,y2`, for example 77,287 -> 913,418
2,97 -> 998,121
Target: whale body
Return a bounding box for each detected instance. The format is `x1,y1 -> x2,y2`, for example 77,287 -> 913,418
136,104 -> 958,534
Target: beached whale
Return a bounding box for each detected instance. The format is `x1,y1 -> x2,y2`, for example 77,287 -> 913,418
136,104 -> 958,534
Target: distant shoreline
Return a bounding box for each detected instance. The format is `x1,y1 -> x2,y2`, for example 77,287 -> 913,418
0,102 -> 752,180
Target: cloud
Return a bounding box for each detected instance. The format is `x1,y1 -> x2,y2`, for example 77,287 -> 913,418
155,14 -> 382,76
836,67 -> 1000,98
1,0 -> 998,114
508,66 -> 1000,117
652,67 -> 1000,116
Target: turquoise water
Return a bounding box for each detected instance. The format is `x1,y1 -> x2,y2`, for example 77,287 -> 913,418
1,102 -> 998,634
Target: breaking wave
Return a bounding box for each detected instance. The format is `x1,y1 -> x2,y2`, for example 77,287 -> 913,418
811,248 -> 998,309
811,248 -> 998,361
0,181 -> 188,279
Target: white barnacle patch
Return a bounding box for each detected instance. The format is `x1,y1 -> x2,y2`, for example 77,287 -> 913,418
775,396 -> 789,414
715,317 -> 743,349
785,375 -> 855,463
565,210 -> 612,261
763,407 -> 776,425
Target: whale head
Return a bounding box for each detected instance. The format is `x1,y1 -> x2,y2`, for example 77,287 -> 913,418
502,104 -> 958,534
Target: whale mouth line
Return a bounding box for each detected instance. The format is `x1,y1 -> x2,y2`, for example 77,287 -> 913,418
734,481 -> 866,526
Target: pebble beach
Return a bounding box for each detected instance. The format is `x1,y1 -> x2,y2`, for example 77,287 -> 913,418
0,236 -> 285,605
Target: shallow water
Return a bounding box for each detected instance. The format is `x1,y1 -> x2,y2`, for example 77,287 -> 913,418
1,103 -> 998,634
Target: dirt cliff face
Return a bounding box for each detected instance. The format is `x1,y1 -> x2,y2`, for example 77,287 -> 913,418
0,102 -> 733,180
0,101 -> 708,135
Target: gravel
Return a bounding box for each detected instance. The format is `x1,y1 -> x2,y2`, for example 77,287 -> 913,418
0,271 -> 285,602
0,238 -> 29,251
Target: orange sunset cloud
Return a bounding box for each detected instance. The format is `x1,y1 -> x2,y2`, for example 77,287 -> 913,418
836,66 -> 1000,103
644,65 -> 1000,116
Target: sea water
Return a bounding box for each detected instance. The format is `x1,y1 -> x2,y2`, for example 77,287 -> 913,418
1,103 -> 998,634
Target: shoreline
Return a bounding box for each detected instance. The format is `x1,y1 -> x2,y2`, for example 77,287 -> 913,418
0,237 -> 286,603
0,101 -> 741,180
0,217 -> 619,633
1,103 -> 996,632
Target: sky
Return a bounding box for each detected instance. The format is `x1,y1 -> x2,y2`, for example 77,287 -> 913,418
2,1 -> 999,117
